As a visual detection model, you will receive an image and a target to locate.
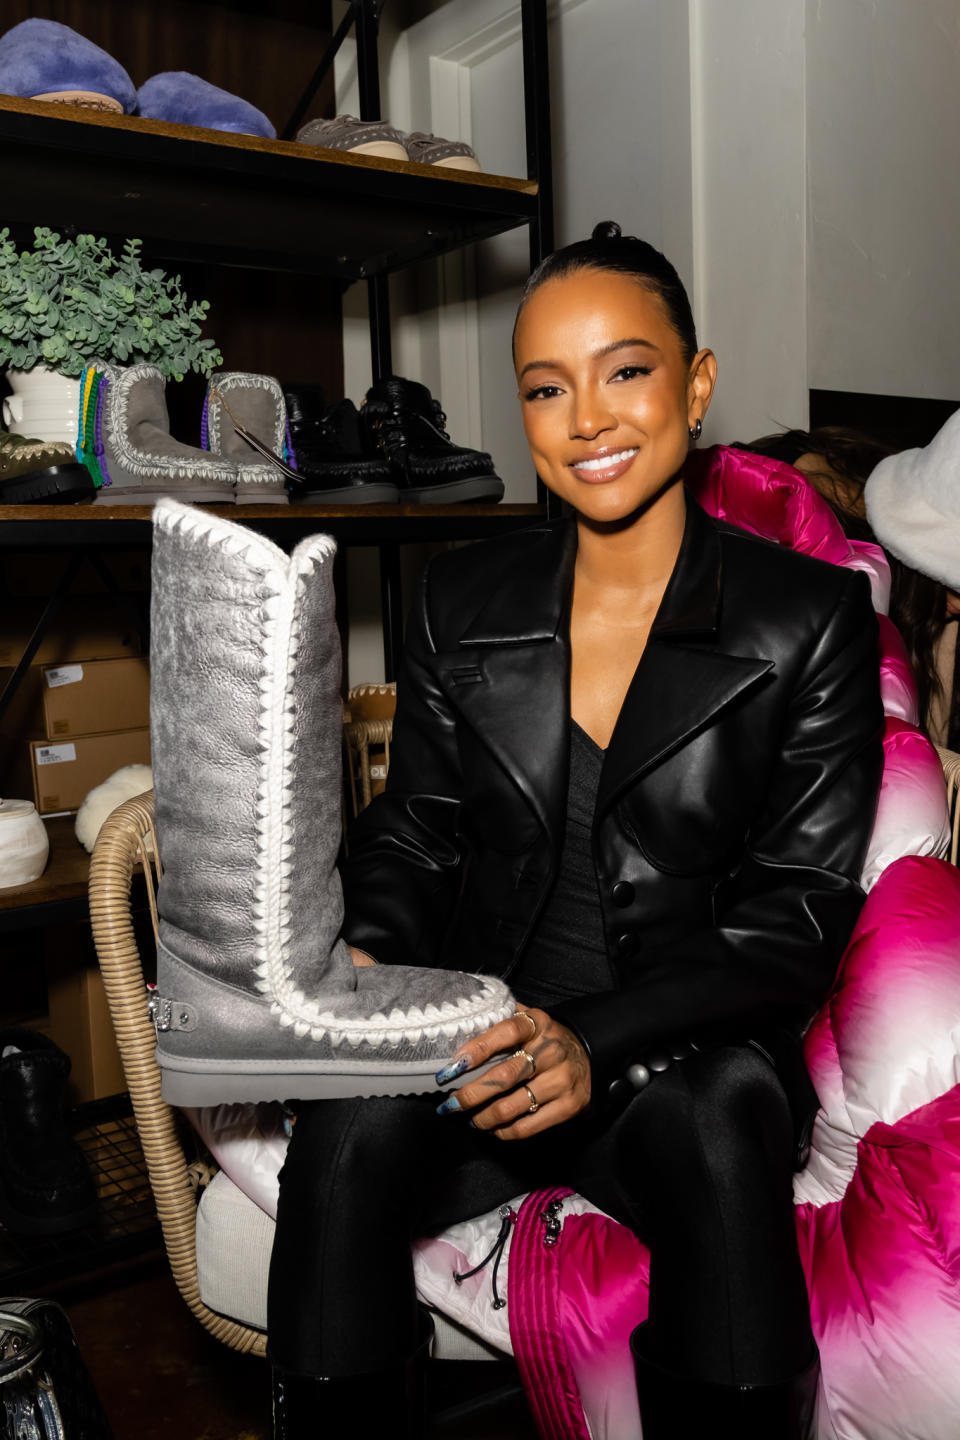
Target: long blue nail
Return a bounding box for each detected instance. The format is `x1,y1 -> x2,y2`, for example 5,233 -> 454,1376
435,1054 -> 471,1085
435,1094 -> 461,1116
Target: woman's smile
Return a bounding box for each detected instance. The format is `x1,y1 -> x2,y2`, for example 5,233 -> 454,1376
568,445 -> 640,483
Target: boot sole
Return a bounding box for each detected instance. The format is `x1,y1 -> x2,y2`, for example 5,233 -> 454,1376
158,1050 -> 502,1106
291,483 -> 400,504
93,487 -> 237,505
403,476 -> 505,504
233,490 -> 290,504
0,465 -> 95,504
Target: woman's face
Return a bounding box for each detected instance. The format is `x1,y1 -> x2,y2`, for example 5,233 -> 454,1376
513,268 -> 716,525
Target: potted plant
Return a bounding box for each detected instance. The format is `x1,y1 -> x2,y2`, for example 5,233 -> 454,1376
0,227 -> 222,445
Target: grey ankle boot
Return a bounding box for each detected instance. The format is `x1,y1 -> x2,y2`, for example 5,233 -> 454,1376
202,371 -> 290,504
150,499 -> 513,1104
85,362 -> 237,504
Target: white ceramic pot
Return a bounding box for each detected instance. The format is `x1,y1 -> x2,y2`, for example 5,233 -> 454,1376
0,800 -> 50,889
2,366 -> 82,446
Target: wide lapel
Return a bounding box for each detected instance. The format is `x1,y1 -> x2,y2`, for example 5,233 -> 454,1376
440,520 -> 576,850
596,498 -> 773,817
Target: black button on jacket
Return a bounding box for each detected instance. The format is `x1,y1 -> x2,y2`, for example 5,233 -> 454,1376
342,494 -> 885,1104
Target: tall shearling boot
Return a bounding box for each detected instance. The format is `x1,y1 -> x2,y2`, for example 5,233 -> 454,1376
150,499 -> 513,1105
202,371 -> 290,503
78,361 -> 237,504
0,1029 -> 98,1236
630,1323 -> 819,1440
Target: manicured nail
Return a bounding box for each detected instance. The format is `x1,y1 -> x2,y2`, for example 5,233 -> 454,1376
435,1054 -> 471,1085
435,1094 -> 461,1116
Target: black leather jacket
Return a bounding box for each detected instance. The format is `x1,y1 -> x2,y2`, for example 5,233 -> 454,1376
342,494 -> 884,1112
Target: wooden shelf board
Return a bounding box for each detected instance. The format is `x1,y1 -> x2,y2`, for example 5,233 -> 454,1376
0,502 -> 548,548
0,96 -> 537,278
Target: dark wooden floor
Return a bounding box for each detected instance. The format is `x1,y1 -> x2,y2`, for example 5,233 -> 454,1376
60,1257 -> 538,1440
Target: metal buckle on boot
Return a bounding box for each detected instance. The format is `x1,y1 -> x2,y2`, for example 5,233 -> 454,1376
146,986 -> 172,1033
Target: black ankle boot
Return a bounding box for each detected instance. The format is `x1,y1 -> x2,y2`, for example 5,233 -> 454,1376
631,1323 -> 819,1440
271,1314 -> 432,1439
360,376 -> 504,503
0,1029 -> 98,1236
284,385 -> 400,504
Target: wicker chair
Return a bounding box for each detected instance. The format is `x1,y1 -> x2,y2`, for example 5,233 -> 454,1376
88,790 -> 267,1356
343,682 -> 396,823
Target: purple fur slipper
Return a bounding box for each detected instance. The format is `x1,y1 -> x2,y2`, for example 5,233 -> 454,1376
137,72 -> 276,139
0,18 -> 137,114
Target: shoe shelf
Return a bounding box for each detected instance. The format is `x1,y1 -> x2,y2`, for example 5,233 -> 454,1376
0,96 -> 538,279
0,501 -> 546,549
0,816 -> 148,934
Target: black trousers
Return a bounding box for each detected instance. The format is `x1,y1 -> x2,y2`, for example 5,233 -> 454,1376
267,1045 -> 815,1389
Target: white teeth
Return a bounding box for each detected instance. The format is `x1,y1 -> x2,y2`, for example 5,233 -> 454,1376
572,448 -> 637,472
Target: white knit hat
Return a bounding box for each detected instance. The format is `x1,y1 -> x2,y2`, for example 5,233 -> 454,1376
865,408 -> 960,591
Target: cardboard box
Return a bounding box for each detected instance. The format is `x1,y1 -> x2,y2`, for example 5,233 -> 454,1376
0,605 -> 142,668
46,949 -> 126,1105
41,657 -> 151,739
31,728 -> 151,815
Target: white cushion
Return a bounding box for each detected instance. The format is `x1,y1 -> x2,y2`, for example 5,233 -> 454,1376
195,1170 -> 502,1362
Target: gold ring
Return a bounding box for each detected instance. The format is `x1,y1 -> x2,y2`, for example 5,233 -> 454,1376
523,1084 -> 539,1114
518,1011 -> 538,1041
513,1048 -> 536,1078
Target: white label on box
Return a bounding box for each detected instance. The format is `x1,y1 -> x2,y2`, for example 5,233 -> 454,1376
35,743 -> 77,766
369,765 -> 387,780
45,664 -> 84,688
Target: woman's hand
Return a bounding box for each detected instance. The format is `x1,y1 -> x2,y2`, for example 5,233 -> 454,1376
349,946 -> 377,967
435,1008 -> 591,1138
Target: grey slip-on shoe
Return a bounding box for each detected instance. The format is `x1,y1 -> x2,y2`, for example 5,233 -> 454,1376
150,499 -> 513,1104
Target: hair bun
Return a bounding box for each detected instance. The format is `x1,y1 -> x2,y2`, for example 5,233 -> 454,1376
591,220 -> 622,242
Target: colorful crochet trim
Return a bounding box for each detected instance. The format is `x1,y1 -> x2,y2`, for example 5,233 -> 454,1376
77,363 -> 111,489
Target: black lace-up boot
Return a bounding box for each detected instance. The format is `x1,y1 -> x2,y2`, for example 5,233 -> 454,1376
284,385 -> 399,504
360,376 -> 504,503
0,1029 -> 98,1236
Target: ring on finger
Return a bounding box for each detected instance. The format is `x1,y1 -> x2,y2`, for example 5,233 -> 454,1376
513,1048 -> 536,1079
523,1084 -> 539,1114
517,1011 -> 538,1042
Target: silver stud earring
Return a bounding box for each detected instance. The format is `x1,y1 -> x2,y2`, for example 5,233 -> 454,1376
688,418 -> 702,441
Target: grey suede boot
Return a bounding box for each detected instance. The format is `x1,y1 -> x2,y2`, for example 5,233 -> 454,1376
202,371 -> 290,504
150,499 -> 513,1104
85,362 -> 237,504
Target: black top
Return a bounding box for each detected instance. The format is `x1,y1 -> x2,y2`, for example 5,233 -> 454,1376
510,720 -> 616,1009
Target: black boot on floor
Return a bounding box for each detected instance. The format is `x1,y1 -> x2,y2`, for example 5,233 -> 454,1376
360,376 -> 504,504
0,1028 -> 98,1236
271,1313 -> 432,1439
630,1322 -> 819,1440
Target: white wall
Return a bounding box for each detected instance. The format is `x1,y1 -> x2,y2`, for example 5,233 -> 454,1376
689,0 -> 808,444
806,0 -> 960,402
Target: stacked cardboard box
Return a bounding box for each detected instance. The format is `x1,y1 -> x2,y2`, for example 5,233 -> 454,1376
1,607 -> 150,1102
0,608 -> 150,814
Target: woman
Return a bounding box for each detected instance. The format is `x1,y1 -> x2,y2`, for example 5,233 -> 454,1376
267,223 -> 883,1439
